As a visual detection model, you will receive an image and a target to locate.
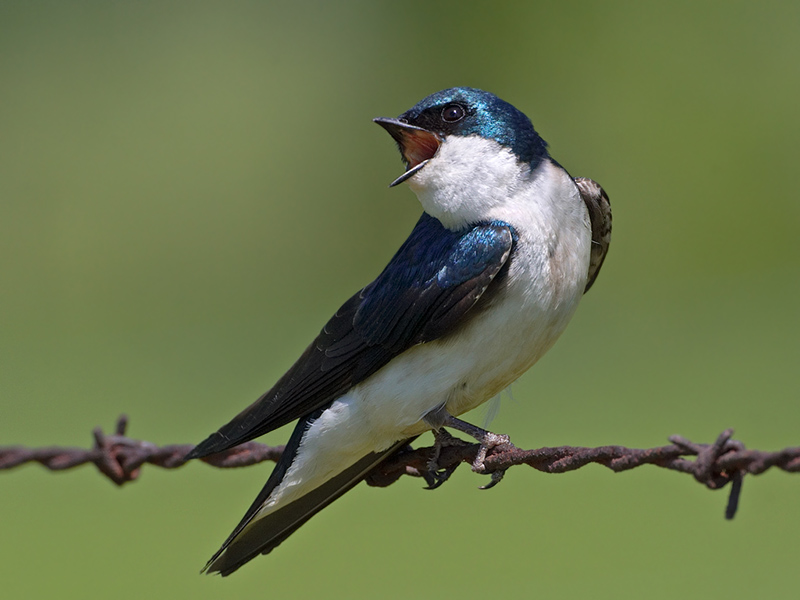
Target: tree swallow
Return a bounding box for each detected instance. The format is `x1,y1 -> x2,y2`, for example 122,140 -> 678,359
186,87 -> 612,575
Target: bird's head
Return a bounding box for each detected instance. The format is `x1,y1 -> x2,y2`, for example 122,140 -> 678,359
374,87 -> 549,228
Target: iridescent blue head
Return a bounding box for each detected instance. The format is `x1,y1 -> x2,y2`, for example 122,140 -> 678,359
375,87 -> 549,186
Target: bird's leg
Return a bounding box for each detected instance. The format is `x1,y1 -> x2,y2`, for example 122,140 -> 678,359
423,407 -> 515,489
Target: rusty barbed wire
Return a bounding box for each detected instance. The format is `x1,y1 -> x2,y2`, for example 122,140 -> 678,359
0,416 -> 284,486
1,415 -> 798,519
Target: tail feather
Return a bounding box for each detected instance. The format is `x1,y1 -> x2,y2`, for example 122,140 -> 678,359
203,409 -> 316,569
205,437 -> 410,576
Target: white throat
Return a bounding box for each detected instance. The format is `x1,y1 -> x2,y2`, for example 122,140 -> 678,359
407,135 -> 533,230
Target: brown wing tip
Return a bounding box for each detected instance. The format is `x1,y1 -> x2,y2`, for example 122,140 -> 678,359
574,177 -> 612,293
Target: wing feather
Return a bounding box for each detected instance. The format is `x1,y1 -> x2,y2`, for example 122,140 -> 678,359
187,214 -> 514,459
574,177 -> 612,293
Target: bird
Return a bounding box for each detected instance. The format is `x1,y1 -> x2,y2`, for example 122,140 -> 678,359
185,87 -> 612,576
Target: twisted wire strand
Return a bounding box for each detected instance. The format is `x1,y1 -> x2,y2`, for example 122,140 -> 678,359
2,415 -> 797,519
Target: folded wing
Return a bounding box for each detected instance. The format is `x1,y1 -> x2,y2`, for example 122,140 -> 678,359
574,177 -> 612,293
187,213 -> 515,460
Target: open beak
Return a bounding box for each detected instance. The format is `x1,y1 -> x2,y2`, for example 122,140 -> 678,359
373,118 -> 442,187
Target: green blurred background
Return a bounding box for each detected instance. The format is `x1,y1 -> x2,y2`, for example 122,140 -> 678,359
2,1 -> 798,598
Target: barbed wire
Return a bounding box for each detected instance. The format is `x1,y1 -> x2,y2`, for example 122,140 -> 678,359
1,415 -> 797,519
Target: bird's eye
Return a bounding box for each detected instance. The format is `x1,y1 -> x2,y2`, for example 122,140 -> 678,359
441,104 -> 465,123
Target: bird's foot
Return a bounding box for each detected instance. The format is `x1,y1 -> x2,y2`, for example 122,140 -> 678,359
471,430 -> 511,472
423,407 -> 515,489
469,429 -> 514,489
423,428 -> 470,490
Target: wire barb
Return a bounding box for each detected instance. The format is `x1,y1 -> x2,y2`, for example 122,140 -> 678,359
2,416 -> 798,519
